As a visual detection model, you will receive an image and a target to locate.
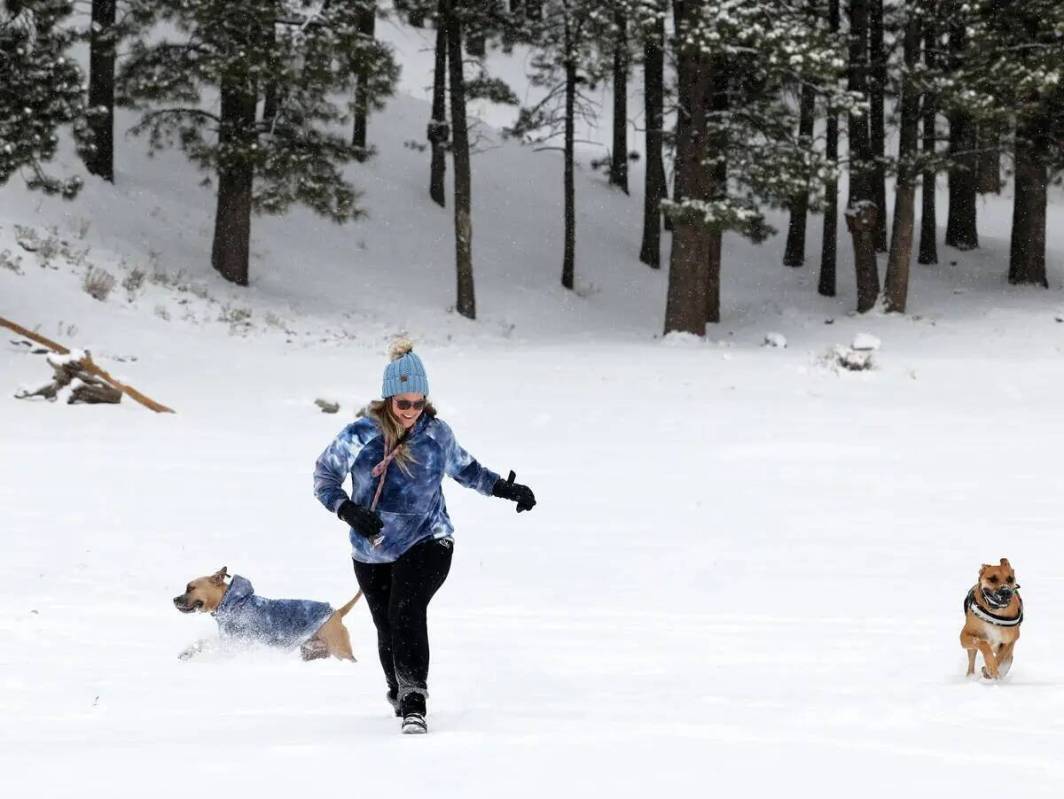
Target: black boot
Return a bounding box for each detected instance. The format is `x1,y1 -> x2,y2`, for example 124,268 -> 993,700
399,692 -> 427,735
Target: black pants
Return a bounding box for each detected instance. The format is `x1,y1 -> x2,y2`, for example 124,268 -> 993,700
353,536 -> 453,704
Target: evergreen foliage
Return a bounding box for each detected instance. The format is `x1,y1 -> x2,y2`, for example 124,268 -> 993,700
665,0 -> 859,242
0,0 -> 90,197
957,0 -> 1064,164
116,1 -> 399,222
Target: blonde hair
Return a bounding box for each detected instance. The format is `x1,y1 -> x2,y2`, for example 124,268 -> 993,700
365,398 -> 436,475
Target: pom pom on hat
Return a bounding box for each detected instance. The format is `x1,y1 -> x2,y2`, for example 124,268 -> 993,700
389,336 -> 415,362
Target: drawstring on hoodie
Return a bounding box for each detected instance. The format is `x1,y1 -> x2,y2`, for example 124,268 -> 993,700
369,428 -> 411,546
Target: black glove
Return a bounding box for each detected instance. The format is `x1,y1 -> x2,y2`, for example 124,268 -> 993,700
492,470 -> 536,513
337,500 -> 384,538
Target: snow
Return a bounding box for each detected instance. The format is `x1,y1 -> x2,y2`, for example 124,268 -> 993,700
4,15 -> 1064,799
763,331 -> 788,348
852,332 -> 882,351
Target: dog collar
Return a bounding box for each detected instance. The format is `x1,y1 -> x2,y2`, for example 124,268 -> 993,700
965,588 -> 1023,627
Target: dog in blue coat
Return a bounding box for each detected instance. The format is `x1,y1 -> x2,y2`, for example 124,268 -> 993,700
173,566 -> 361,661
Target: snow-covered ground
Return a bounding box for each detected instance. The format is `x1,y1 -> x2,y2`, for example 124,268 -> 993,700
5,14 -> 1064,798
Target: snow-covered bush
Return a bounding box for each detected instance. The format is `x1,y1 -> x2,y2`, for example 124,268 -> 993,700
82,267 -> 116,301
763,332 -> 787,349
823,345 -> 874,372
122,268 -> 146,301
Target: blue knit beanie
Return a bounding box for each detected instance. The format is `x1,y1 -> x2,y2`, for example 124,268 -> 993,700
382,338 -> 429,398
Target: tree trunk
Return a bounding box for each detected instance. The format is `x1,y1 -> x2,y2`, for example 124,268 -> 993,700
884,6 -> 922,313
211,80 -> 257,287
664,1 -> 712,336
704,57 -> 728,325
86,0 -> 116,182
869,0 -> 888,251
847,0 -> 872,208
918,6 -> 938,265
819,0 -> 840,296
945,16 -> 978,249
847,0 -> 880,308
262,22 -> 280,127
526,0 -> 542,20
562,48 -> 576,291
262,83 -> 279,126
609,9 -> 629,193
446,1 -> 475,318
429,4 -> 449,208
945,115 -> 978,249
1008,119 -> 1048,287
783,82 -> 816,267
847,203 -> 880,312
665,0 -> 689,234
638,11 -> 666,268
976,124 -> 1002,194
352,5 -> 378,160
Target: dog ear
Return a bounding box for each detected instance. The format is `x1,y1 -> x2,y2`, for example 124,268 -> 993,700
999,558 -> 1011,568
211,566 -> 229,583
980,564 -> 991,575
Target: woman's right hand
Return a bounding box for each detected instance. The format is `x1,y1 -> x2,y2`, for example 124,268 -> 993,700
337,500 -> 384,538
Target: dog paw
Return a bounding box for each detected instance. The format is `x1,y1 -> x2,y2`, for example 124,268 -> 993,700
300,639 -> 329,661
178,640 -> 210,660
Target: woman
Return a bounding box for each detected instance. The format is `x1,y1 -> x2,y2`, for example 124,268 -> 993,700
313,340 -> 536,734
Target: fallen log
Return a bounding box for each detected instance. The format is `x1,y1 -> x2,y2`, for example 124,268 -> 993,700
2,315 -> 175,413
16,352 -> 123,404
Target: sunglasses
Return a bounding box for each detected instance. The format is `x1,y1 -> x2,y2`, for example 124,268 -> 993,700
392,398 -> 427,411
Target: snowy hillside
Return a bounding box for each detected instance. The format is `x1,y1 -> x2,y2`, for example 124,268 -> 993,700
4,11 -> 1064,799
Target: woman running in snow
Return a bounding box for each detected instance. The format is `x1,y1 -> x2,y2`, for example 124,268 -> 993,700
313,340 -> 536,734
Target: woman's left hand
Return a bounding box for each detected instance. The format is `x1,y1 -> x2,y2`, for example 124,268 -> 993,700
492,471 -> 536,513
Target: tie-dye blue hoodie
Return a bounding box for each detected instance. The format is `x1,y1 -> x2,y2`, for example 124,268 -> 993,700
213,575 -> 334,649
313,409 -> 500,564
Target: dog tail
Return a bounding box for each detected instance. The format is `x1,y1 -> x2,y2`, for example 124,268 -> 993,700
336,590 -> 363,618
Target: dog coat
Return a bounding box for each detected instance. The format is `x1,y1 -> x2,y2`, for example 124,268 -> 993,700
212,575 -> 334,649
313,410 -> 500,564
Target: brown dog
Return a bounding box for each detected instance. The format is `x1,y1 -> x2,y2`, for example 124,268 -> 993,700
174,566 -> 361,661
960,558 -> 1023,679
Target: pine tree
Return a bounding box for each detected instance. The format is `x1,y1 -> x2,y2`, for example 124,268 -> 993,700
846,0 -> 880,312
351,2 -> 380,160
82,2 -> 154,183
883,0 -> 923,313
116,1 -> 398,286
782,71 -> 817,267
868,0 -> 888,251
444,0 -> 475,317
943,1 -> 978,250
86,1 -> 117,182
957,0 -> 1064,286
663,0 -> 855,332
636,0 -> 667,269
1,0 -> 89,197
429,1 -> 449,207
607,1 -> 630,194
819,0 -> 841,297
509,0 -> 608,291
917,0 -> 939,266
